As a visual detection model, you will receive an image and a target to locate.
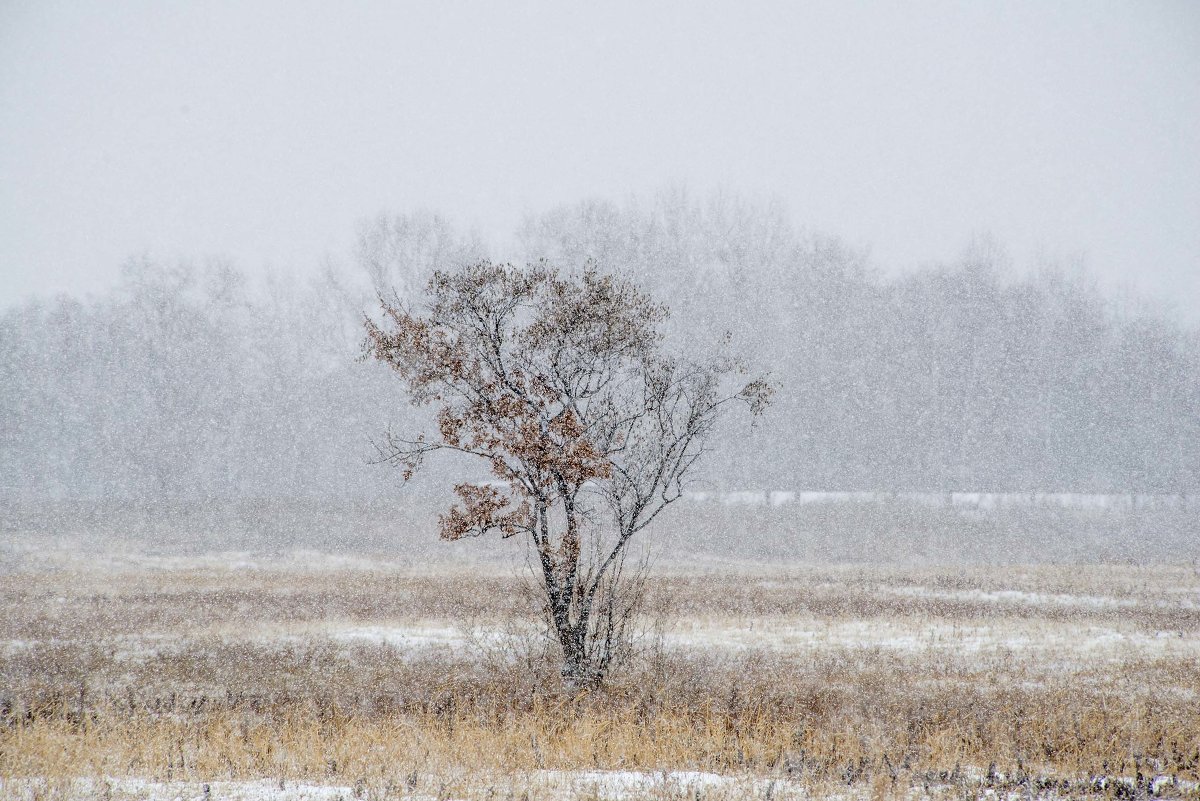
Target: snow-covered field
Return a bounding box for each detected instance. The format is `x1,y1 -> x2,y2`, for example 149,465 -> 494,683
3,544 -> 1198,800
5,768 -> 1197,800
6,546 -> 1197,666
683,489 -> 1199,511
1,771 -> 788,801
208,609 -> 1200,665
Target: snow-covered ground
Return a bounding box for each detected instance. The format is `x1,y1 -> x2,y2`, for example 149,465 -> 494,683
658,615 -> 1198,662
4,546 -> 1196,667
683,490 -> 1199,510
260,611 -> 1200,662
10,770 -> 1185,801
7,610 -> 1187,674
4,556 -> 1198,801
2,773 -> 775,801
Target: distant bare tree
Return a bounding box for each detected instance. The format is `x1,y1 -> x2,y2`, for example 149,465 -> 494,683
363,261 -> 771,686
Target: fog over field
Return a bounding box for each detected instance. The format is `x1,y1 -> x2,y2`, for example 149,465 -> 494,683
3,194 -> 1197,563
1,2 -> 1198,800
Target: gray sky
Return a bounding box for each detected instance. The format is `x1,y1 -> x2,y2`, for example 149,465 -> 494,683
2,1 -> 1198,318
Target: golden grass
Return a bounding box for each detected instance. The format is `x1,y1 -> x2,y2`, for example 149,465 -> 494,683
2,560 -> 1199,799
6,654 -> 1199,789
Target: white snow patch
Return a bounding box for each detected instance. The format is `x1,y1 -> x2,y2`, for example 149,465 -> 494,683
883,586 -> 1141,609
2,772 -> 793,801
328,623 -> 468,650
1,778 -> 365,801
660,616 -> 1200,661
540,768 -> 747,795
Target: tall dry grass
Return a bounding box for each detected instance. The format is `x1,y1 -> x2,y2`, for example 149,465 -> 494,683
2,562 -> 1198,798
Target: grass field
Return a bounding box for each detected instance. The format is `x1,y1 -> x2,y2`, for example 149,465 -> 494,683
2,543 -> 1198,799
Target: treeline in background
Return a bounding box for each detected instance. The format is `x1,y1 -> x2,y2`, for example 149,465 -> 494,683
3,191 -> 1197,560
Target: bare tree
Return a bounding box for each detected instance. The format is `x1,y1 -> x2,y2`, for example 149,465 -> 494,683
363,261 -> 771,686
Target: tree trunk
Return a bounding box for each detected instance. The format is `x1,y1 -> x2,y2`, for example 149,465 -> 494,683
558,623 -> 596,688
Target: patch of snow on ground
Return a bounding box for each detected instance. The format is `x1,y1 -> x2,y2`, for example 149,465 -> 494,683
1,778 -> 364,801
1,772 -> 796,801
328,623 -> 469,650
9,615 -> 1194,665
10,771 -> 1185,801
883,585 -> 1141,609
539,768 -> 755,796
659,616 -> 1200,660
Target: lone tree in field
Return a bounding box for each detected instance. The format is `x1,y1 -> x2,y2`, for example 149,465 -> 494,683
364,261 -> 771,685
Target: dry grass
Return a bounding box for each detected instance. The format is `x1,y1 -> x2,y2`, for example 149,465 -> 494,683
6,562 -> 1197,639
2,556 -> 1199,799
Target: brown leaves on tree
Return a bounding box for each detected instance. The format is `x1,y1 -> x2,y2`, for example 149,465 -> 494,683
440,482 -> 531,540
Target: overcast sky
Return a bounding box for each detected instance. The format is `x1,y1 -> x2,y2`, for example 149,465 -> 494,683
2,1 -> 1198,319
